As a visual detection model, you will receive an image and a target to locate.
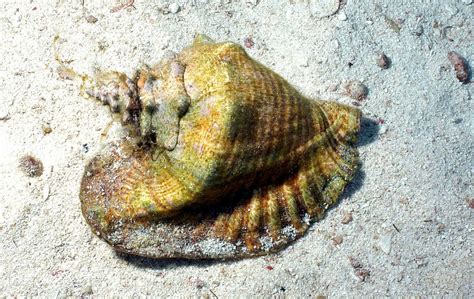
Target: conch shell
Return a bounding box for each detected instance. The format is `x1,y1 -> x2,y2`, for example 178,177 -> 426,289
73,34 -> 361,259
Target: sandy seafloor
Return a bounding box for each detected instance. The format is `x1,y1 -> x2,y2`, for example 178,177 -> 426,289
0,0 -> 473,297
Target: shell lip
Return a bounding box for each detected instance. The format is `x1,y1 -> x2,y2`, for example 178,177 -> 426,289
79,165 -> 299,260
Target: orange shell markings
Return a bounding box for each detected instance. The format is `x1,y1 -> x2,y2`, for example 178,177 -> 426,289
76,34 -> 361,259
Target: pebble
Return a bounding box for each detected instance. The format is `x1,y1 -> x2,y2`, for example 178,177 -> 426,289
354,269 -> 370,282
345,80 -> 368,101
298,56 -> 309,67
85,15 -> 98,23
338,12 -> 347,21
348,256 -> 361,268
82,143 -> 89,153
377,53 -> 391,69
13,13 -> 22,24
378,234 -> 392,254
468,198 -> 474,209
448,51 -> 470,83
461,0 -> 472,4
332,235 -> 343,245
341,211 -> 353,224
42,123 -> 52,134
169,3 -> 180,14
436,223 -> 446,234
326,83 -> 339,92
82,285 -> 93,296
308,0 -> 340,18
379,124 -> 388,135
19,155 -> 44,177
245,0 -> 259,7
243,36 -> 254,49
331,39 -> 340,50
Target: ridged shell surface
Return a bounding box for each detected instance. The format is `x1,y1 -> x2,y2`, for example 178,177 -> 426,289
79,35 -> 361,259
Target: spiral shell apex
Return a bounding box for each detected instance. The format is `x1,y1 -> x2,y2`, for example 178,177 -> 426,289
77,34 -> 361,259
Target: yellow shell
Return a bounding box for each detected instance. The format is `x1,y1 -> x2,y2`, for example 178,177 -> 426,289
78,34 -> 361,259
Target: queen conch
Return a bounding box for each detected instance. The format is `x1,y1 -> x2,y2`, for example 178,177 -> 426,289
68,34 -> 361,259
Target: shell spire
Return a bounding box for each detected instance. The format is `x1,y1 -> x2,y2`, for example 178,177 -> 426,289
54,36 -> 142,133
74,34 -> 361,259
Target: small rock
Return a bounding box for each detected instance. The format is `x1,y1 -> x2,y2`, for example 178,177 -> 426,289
437,223 -> 446,233
338,12 -> 347,21
378,234 -> 392,254
169,3 -> 180,14
330,39 -> 340,49
341,211 -> 353,224
298,56 -> 309,67
13,12 -> 22,24
377,53 -> 391,69
85,15 -> 98,23
448,51 -> 470,83
307,0 -> 340,18
467,198 -> 474,209
355,269 -> 370,282
82,143 -> 89,153
348,256 -> 361,269
345,80 -> 368,101
375,117 -> 385,125
82,285 -> 93,296
19,155 -> 44,177
348,257 -> 370,282
461,0 -> 472,4
379,124 -> 388,135
245,0 -> 259,7
243,36 -> 254,49
42,123 -> 52,134
332,235 -> 343,245
194,278 -> 206,289
326,83 -> 338,92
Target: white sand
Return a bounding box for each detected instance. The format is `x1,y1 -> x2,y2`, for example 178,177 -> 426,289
0,0 -> 472,296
